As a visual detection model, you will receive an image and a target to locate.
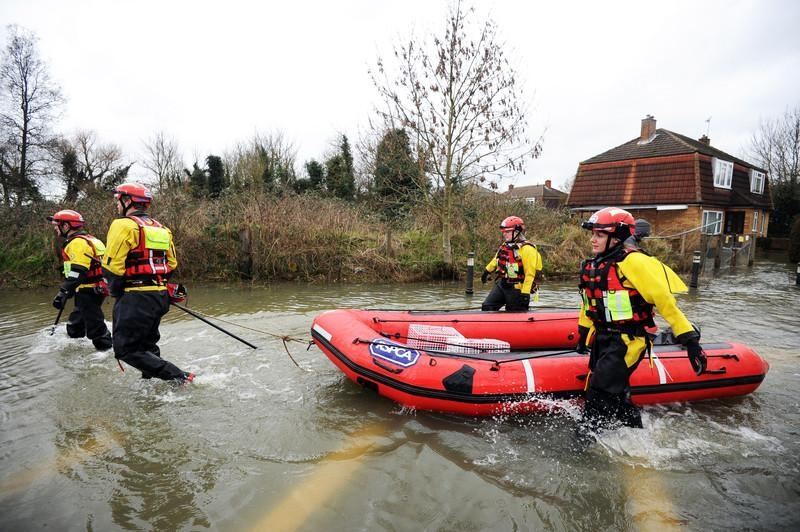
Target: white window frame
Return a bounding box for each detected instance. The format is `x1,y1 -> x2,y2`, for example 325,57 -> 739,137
702,210 -> 723,235
525,197 -> 536,205
752,211 -> 759,233
713,158 -> 733,189
750,169 -> 765,194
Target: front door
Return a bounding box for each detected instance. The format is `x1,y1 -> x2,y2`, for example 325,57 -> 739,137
724,211 -> 744,234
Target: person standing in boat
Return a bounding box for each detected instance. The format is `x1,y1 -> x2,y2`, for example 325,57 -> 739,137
102,183 -> 193,383
48,209 -> 113,350
576,207 -> 706,431
480,215 -> 543,311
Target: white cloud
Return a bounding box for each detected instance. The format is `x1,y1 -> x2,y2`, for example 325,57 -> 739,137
1,0 -> 798,191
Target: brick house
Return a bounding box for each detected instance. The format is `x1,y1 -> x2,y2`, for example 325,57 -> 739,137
567,116 -> 773,265
504,180 -> 568,208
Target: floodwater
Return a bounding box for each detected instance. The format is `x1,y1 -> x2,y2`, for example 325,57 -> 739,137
1,258 -> 798,531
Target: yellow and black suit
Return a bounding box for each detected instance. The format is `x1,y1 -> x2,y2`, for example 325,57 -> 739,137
481,240 -> 542,311
58,232 -> 112,350
578,244 -> 697,428
103,211 -> 188,381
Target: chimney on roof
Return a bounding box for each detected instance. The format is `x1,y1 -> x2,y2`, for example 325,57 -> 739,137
545,179 -> 551,188
699,134 -> 710,145
508,184 -> 514,191
640,115 -> 656,141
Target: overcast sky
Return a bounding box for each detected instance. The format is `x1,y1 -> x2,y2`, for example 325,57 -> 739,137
2,0 -> 798,192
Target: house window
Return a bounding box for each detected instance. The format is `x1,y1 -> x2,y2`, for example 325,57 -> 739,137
525,197 -> 536,205
713,158 -> 733,189
752,211 -> 759,233
702,210 -> 723,235
750,169 -> 765,194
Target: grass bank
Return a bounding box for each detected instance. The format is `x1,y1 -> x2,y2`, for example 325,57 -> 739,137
0,189 -> 684,288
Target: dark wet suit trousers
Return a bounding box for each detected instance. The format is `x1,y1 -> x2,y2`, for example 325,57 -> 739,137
582,330 -> 644,430
112,290 -> 187,381
481,281 -> 529,311
67,289 -> 113,350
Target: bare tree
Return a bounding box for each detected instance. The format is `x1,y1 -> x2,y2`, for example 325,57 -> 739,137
370,1 -> 541,265
749,104 -> 800,234
56,130 -> 132,201
0,25 -> 65,205
225,131 -> 297,191
142,131 -> 184,191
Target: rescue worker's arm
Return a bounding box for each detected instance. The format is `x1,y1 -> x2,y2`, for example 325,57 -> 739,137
482,253 -> 499,283
618,254 -> 696,339
578,299 -> 594,329
102,218 -> 139,296
166,229 -> 178,274
518,245 -> 542,294
59,238 -> 94,296
576,298 -> 595,352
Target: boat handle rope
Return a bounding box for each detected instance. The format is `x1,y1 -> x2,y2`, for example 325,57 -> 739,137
372,316 -> 577,324
361,305 -> 577,312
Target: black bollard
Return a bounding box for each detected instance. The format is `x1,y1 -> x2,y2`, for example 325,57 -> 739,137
689,250 -> 702,289
796,262 -> 800,286
466,251 -> 475,295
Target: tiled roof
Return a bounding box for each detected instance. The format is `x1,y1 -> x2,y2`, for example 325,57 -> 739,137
582,129 -> 766,172
568,127 -> 773,210
567,155 -> 698,206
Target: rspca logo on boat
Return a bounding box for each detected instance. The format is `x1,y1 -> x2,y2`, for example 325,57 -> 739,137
369,339 -> 421,368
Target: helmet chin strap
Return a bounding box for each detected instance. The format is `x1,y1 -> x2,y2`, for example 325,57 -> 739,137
119,196 -> 134,216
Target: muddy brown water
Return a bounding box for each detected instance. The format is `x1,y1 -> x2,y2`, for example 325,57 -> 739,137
1,258 -> 798,530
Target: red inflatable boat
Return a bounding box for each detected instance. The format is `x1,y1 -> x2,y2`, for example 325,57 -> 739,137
311,308 -> 769,416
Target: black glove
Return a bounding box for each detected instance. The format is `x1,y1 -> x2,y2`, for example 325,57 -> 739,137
685,338 -> 707,376
480,270 -> 490,284
52,289 -> 69,310
106,276 -> 125,298
518,293 -> 530,308
576,325 -> 590,354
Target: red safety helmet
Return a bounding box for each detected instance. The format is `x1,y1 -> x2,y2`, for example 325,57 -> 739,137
500,216 -> 525,232
114,183 -> 152,204
46,209 -> 85,228
581,207 -> 635,240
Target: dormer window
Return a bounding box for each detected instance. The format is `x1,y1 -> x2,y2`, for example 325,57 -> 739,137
750,169 -> 765,194
713,158 -> 733,189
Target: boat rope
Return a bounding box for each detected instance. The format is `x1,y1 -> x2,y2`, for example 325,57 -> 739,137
362,305 -> 577,312
355,336 -> 580,366
371,315 -> 577,324
175,307 -> 310,371
352,337 -> 504,363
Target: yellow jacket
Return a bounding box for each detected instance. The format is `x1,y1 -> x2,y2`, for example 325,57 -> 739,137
579,251 -> 693,337
485,242 -> 543,295
61,234 -> 105,291
103,214 -> 177,292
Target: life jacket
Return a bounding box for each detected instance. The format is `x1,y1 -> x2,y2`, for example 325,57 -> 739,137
61,233 -> 106,284
123,214 -> 172,282
496,241 -> 535,283
579,246 -> 654,330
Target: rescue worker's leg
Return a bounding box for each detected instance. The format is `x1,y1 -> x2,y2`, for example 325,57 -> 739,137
112,292 -> 187,381
76,290 -> 112,350
504,285 -> 529,311
481,283 -> 506,311
66,299 -> 86,339
582,332 -> 645,430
